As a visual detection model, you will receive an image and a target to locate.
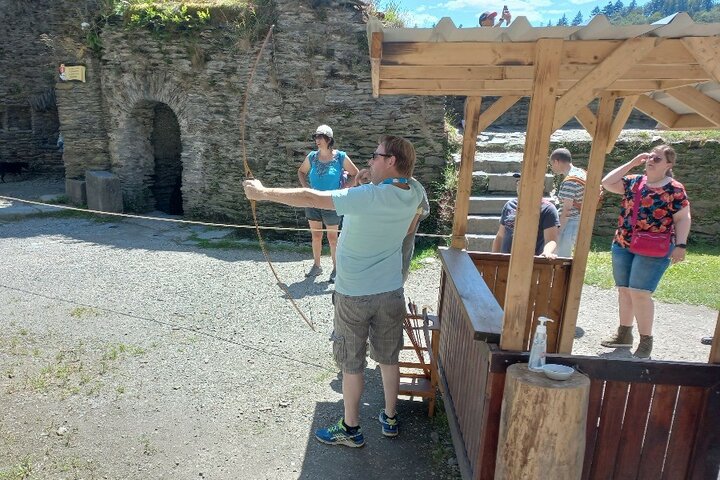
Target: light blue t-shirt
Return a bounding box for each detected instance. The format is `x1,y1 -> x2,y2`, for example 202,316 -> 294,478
331,178 -> 423,296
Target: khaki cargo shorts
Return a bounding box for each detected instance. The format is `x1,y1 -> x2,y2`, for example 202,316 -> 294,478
331,288 -> 405,374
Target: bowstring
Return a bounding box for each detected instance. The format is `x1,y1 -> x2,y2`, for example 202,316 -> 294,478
240,25 -> 316,331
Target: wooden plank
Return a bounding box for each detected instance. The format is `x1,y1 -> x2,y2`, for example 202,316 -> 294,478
605,95 -> 639,154
546,264 -> 570,353
575,106 -> 597,139
688,384 -> 720,479
437,356 -> 474,480
662,386 -> 705,479
493,262 -> 509,313
558,94 -> 616,353
682,37 -> 720,83
379,88 -> 531,97
382,42 -> 536,67
476,371 -> 506,480
613,382 -> 654,479
379,64 -> 711,82
501,38 -> 563,352
589,381 -> 630,480
380,78 -> 534,91
666,85 -> 720,126
477,261 -> 499,298
582,379 -> 606,480
553,37 -> 657,131
522,269 -> 542,349
634,94 -> 679,127
451,97 -> 482,249
710,311 -> 720,364
532,265 -> 555,343
637,384 -> 679,479
438,248 -> 504,341
370,31 -> 383,98
476,96 -> 523,132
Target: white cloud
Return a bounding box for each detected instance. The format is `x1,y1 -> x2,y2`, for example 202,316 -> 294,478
568,0 -> 598,4
407,12 -> 441,27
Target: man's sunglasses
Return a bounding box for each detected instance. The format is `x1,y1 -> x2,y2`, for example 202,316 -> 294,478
372,152 -> 392,159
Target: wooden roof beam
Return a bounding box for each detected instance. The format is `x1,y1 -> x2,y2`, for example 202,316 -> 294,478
477,96 -> 523,132
552,37 -> 658,131
682,37 -> 720,83
634,95 -> 679,128
574,106 -> 597,139
605,95 -> 639,154
370,31 -> 383,98
665,86 -> 720,126
667,114 -> 716,130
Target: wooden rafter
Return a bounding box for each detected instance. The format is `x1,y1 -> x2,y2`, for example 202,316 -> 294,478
634,95 -> 679,127
682,37 -> 720,83
670,113 -> 716,129
552,37 -> 658,131
605,96 -> 640,154
574,106 -> 597,138
666,86 -> 720,126
477,96 -> 522,132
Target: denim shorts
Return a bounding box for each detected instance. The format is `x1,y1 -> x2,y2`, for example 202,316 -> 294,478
330,289 -> 406,374
305,207 -> 341,226
611,243 -> 672,293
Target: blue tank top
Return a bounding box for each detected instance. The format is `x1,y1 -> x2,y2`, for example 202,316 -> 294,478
308,150 -> 345,191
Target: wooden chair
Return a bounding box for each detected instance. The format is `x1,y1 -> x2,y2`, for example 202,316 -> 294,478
398,301 -> 441,417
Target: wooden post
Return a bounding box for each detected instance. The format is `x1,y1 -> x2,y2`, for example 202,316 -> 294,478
370,31 -> 383,98
495,363 -> 590,480
501,39 -> 563,351
451,97 -> 482,249
558,94 -> 617,353
710,311 -> 720,364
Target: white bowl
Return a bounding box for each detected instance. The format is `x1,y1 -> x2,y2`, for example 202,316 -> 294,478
542,364 -> 574,381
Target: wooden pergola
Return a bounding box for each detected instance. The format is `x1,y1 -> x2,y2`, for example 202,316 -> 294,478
369,12 -> 720,356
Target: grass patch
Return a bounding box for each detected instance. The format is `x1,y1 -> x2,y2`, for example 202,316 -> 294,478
0,458 -> 32,480
585,236 -> 720,309
69,306 -> 100,319
409,242 -> 439,273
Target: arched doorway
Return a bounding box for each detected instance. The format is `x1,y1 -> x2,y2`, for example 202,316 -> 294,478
149,103 -> 183,214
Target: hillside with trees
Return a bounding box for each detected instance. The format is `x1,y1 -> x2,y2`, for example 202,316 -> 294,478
557,0 -> 719,26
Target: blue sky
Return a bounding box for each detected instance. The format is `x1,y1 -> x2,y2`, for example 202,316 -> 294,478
392,0 -> 647,28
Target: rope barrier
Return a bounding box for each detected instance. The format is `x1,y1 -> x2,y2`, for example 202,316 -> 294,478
0,194 -> 451,239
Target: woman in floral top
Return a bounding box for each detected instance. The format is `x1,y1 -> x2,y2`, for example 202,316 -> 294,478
599,145 -> 691,359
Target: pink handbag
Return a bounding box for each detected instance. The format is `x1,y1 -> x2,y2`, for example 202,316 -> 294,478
628,176 -> 672,258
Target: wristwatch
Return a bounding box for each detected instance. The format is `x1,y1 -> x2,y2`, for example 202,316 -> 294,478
675,243 -> 687,249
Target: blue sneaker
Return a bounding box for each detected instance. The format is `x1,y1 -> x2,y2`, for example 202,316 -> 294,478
315,419 -> 365,447
378,411 -> 399,437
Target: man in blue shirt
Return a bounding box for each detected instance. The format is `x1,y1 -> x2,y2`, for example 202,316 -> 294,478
244,135 -> 424,448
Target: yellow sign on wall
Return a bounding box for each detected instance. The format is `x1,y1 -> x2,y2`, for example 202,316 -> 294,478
58,64 -> 86,83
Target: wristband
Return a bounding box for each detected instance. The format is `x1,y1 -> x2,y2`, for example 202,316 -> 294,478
675,243 -> 687,249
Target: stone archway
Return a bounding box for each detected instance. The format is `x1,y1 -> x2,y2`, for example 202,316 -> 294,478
116,100 -> 183,214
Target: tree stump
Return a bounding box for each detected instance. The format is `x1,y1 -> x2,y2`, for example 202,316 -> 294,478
495,363 -> 590,480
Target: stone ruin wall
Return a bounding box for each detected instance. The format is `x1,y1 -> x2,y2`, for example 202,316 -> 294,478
29,0 -> 447,227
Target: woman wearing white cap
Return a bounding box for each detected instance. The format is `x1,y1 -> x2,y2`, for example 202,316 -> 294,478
298,125 -> 359,282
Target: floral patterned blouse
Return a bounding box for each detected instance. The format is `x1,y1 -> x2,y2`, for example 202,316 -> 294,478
613,174 -> 689,248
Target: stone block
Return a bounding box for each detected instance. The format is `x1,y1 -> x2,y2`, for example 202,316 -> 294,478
85,171 -> 123,213
65,179 -> 87,206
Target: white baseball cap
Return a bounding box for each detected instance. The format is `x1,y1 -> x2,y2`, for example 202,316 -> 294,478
313,125 -> 333,139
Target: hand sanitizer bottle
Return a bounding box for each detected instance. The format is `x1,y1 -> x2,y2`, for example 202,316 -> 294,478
528,317 -> 553,372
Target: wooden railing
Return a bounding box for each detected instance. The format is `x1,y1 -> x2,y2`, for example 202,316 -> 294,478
468,252 -> 572,352
437,247 -> 720,480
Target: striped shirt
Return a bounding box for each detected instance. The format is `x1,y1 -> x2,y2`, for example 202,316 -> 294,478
557,166 -> 587,218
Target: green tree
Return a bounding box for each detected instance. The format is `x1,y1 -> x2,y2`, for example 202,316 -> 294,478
591,5 -> 602,15
572,11 -> 584,24
557,13 -> 569,25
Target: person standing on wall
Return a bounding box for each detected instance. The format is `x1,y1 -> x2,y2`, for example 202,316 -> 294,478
600,144 -> 691,359
298,125 -> 359,283
549,148 -> 586,257
479,5 -> 511,26
245,135 -> 425,447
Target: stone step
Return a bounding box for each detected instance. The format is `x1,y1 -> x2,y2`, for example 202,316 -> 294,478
453,152 -> 524,173
487,173 -> 555,194
468,215 -> 500,235
469,196 -> 513,215
466,234 -> 495,252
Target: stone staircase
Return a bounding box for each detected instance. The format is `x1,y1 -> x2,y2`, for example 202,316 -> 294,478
455,148 -> 555,252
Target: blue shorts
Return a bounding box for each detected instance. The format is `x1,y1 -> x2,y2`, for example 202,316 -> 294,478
305,207 -> 341,226
611,243 -> 672,293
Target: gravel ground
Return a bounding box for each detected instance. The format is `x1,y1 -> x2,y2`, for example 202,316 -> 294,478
0,178 -> 716,479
